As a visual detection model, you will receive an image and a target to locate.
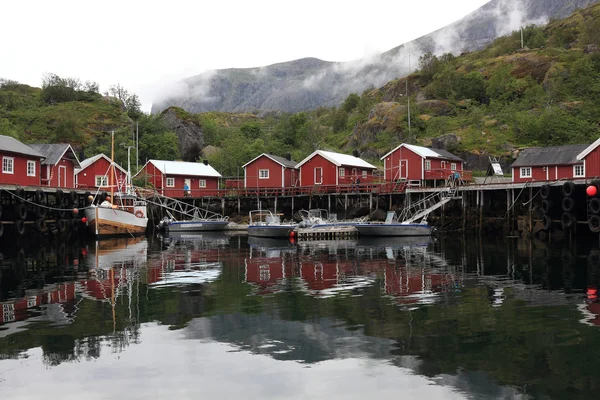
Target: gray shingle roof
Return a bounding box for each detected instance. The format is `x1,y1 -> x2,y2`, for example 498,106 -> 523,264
29,143 -> 81,168
0,135 -> 44,158
267,154 -> 297,168
511,144 -> 589,167
431,148 -> 463,162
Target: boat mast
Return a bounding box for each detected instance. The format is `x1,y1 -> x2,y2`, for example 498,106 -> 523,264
110,130 -> 115,202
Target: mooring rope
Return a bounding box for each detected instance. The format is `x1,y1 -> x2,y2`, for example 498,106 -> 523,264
1,187 -> 94,212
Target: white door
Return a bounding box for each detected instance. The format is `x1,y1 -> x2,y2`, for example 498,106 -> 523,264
399,160 -> 408,179
314,168 -> 323,184
58,166 -> 67,187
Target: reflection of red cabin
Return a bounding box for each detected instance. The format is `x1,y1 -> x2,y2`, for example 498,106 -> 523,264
0,282 -> 76,323
384,265 -> 448,304
381,143 -> 465,185
0,134 -> 44,186
134,159 -> 221,198
30,143 -> 80,188
242,153 -> 298,189
300,261 -> 343,292
244,257 -> 289,295
75,153 -> 128,191
296,150 -> 377,187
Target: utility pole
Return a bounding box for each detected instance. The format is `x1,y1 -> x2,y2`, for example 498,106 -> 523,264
407,54 -> 412,143
521,27 -> 524,49
136,120 -> 139,172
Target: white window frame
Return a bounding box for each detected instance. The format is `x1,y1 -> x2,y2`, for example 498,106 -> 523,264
424,160 -> 431,170
259,169 -> 269,179
166,177 -> 175,187
339,168 -> 345,177
27,160 -> 36,177
362,170 -> 367,178
2,156 -> 14,174
451,163 -> 457,171
95,175 -> 108,186
520,167 -> 532,178
574,164 -> 585,178
199,179 -> 206,188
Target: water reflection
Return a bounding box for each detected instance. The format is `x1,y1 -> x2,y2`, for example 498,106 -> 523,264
0,233 -> 599,399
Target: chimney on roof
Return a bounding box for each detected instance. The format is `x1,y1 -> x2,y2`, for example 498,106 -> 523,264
285,153 -> 291,161
203,159 -> 209,165
352,150 -> 360,157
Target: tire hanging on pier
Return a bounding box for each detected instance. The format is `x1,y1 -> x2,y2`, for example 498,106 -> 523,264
562,181 -> 575,197
540,184 -> 551,200
35,218 -> 47,233
14,219 -> 25,236
0,203 -> 3,219
57,219 -> 67,233
0,221 -> 3,238
588,215 -> 600,233
541,199 -> 553,214
542,214 -> 552,231
562,196 -> 575,213
36,205 -> 47,219
35,189 -> 45,204
14,204 -> 27,220
55,189 -> 64,205
14,188 -> 25,204
561,212 -> 575,230
589,198 -> 600,215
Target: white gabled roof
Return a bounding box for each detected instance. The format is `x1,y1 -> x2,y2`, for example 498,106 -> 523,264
381,143 -> 440,160
296,150 -> 376,169
242,153 -> 298,169
140,159 -> 222,178
577,137 -> 600,160
75,153 -> 127,175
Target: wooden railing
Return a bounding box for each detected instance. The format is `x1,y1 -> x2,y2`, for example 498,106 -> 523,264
424,169 -> 473,182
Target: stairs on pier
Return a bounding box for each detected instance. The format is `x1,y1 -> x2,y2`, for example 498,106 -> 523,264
397,187 -> 461,224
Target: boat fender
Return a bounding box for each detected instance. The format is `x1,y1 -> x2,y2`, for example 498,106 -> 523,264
35,218 -> 47,233
135,210 -> 145,218
69,190 -> 78,204
15,187 -> 25,203
561,197 -> 575,213
36,205 -> 47,219
14,204 -> 27,221
589,215 -> 600,233
541,199 -> 553,214
35,189 -> 45,204
541,214 -> 552,231
589,198 -> 600,215
55,189 -> 64,205
540,184 -> 551,200
562,181 -> 575,197
561,212 -> 575,230
14,219 -> 25,236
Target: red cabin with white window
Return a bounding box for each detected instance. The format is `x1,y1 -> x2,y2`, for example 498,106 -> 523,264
75,153 -> 128,192
0,134 -> 44,186
296,150 -> 377,188
242,153 -> 298,189
381,143 -> 467,186
134,159 -> 221,197
576,138 -> 600,178
510,144 -> 589,183
30,143 -> 80,189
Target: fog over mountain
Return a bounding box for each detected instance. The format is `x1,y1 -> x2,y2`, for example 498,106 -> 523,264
151,0 -> 597,114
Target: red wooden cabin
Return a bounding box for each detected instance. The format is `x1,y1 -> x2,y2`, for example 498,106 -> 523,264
0,134 -> 44,186
242,153 -> 298,189
296,150 -> 377,189
134,159 -> 222,197
381,143 -> 467,186
577,138 -> 600,178
510,144 -> 588,183
30,143 -> 80,189
75,153 -> 128,192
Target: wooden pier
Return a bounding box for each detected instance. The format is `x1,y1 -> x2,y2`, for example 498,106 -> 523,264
295,226 -> 358,241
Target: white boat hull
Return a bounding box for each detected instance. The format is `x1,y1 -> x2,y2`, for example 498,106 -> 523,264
354,223 -> 433,237
165,220 -> 230,232
248,225 -> 295,238
85,207 -> 148,237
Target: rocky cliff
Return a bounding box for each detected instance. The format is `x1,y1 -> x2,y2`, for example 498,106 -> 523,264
159,107 -> 204,162
151,0 -> 597,115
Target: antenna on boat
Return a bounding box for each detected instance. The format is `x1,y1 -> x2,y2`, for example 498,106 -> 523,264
110,130 -> 115,202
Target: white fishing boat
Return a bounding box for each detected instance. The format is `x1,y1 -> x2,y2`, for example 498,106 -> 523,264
247,210 -> 296,238
84,131 -> 148,237
156,209 -> 230,233
354,211 -> 433,237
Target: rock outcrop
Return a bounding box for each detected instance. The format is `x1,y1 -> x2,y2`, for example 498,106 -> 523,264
160,107 -> 204,162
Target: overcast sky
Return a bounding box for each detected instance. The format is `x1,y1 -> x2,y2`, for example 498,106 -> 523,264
1,0 -> 490,111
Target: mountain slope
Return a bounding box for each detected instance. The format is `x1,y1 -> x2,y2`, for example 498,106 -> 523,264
151,0 -> 597,114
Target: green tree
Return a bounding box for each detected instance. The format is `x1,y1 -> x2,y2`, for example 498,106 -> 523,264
139,131 -> 180,161
0,118 -> 20,139
240,122 -> 262,140
343,93 -> 360,113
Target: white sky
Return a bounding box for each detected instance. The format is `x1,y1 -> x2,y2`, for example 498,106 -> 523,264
1,0 -> 491,111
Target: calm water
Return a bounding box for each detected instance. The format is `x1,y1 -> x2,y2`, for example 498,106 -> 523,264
0,232 -> 599,400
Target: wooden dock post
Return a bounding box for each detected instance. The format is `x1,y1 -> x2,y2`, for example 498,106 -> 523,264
528,185 -> 533,234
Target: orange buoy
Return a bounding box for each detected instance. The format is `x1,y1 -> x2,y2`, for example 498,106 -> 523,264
72,208 -> 79,215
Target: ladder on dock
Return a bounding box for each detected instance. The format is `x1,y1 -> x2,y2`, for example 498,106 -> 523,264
137,188 -> 226,220
398,187 -> 460,224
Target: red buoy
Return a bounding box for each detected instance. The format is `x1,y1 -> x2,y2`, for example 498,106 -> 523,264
81,217 -> 87,223
587,185 -> 597,196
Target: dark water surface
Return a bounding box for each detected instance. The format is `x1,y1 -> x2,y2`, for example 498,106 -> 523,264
1,232 -> 599,399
